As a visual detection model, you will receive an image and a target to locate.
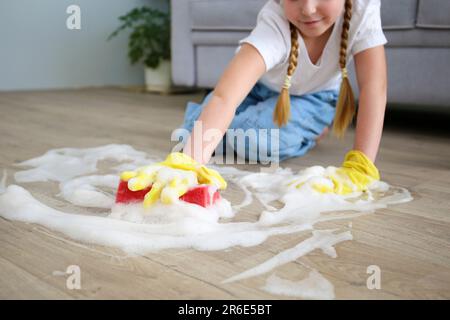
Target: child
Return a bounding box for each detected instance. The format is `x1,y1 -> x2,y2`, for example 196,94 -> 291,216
179,0 -> 387,193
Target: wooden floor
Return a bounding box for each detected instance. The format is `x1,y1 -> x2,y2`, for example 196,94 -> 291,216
0,87 -> 449,299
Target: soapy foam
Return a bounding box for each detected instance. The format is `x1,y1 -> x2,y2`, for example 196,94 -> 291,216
14,144 -> 154,183
0,144 -> 413,299
0,170 -> 6,194
0,184 -> 312,253
59,175 -> 119,208
262,270 -> 335,300
223,229 -> 352,283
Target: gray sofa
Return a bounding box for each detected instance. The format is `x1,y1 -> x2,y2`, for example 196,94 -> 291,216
171,0 -> 450,108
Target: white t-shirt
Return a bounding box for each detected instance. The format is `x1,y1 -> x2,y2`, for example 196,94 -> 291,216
236,0 -> 387,95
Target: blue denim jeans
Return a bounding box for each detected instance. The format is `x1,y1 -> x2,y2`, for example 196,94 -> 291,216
180,82 -> 339,162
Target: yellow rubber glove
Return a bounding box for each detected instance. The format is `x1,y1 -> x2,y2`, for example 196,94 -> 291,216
287,150 -> 380,195
313,150 -> 380,195
119,152 -> 227,207
159,152 -> 227,190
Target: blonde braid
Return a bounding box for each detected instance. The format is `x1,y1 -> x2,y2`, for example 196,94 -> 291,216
333,0 -> 356,138
273,22 -> 299,127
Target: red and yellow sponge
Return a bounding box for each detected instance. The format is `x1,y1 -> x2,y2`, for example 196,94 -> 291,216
115,152 -> 226,208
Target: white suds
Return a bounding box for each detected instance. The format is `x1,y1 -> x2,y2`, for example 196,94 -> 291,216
59,175 -> 119,208
262,270 -> 335,300
14,144 -> 151,183
223,229 -> 352,283
0,144 -> 414,299
0,169 -> 6,194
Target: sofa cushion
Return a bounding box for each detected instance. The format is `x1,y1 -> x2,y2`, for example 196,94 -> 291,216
348,47 -> 450,107
417,0 -> 450,29
384,29 -> 450,47
380,0 -> 417,30
189,0 -> 266,31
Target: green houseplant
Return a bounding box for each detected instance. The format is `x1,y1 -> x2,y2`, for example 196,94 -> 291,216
108,6 -> 171,92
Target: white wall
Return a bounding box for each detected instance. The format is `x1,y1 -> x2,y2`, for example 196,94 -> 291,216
0,0 -> 169,91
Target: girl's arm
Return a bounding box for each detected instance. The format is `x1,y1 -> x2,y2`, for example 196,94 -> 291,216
352,45 -> 387,163
183,43 -> 266,164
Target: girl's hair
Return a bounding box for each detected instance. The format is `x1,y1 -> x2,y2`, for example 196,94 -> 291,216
273,0 -> 355,138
